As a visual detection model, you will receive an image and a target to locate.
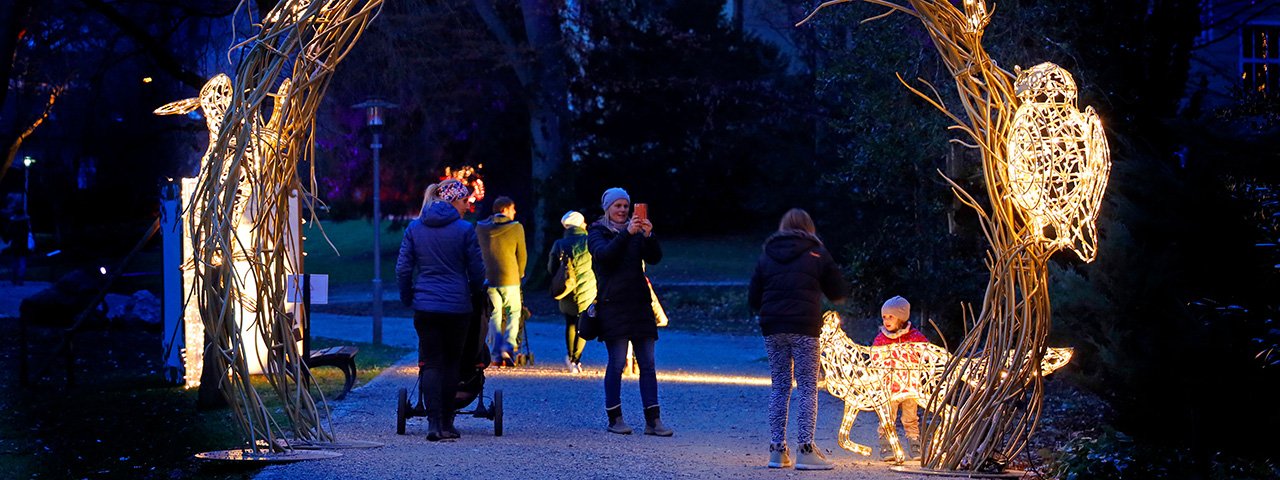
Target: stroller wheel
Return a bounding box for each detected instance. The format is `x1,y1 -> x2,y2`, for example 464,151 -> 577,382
493,389 -> 503,437
396,387 -> 408,435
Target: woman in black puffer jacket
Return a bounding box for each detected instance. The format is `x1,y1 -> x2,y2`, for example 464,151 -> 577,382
748,208 -> 848,470
587,187 -> 671,437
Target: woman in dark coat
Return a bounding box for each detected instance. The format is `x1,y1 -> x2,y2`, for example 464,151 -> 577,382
748,208 -> 848,470
587,187 -> 671,436
395,179 -> 486,441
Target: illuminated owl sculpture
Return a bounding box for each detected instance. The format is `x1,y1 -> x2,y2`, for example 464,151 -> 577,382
1005,62 -> 1111,262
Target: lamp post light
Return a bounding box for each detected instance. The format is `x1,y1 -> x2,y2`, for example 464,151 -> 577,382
353,99 -> 397,345
22,156 -> 34,217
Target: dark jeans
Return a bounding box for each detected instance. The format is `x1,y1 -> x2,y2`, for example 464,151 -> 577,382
604,337 -> 657,409
414,310 -> 468,420
564,313 -> 585,363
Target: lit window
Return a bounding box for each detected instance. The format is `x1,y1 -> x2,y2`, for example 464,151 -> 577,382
1242,24 -> 1280,94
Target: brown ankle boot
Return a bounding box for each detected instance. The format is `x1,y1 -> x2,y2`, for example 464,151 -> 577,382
606,406 -> 632,434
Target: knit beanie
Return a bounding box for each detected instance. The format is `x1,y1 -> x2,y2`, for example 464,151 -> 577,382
437,180 -> 470,203
561,210 -> 585,229
600,187 -> 630,211
881,296 -> 911,322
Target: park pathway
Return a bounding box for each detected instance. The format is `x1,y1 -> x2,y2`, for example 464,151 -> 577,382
256,313 -> 913,480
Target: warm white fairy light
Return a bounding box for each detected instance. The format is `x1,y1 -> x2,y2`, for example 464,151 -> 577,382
1006,62 -> 1111,262
817,312 -> 1072,462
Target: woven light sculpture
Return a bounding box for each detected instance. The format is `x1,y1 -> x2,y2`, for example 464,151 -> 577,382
800,0 -> 1110,471
1006,63 -> 1111,262
156,75 -> 298,387
155,0 -> 384,455
817,312 -> 1072,463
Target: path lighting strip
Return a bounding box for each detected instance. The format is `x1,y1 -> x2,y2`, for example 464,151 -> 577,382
388,365 -> 774,387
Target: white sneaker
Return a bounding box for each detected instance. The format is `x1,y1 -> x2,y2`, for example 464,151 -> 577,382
564,355 -> 574,372
796,443 -> 834,470
768,443 -> 793,468
568,362 -> 582,374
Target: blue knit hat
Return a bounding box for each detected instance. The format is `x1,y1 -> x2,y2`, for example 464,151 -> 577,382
600,187 -> 630,211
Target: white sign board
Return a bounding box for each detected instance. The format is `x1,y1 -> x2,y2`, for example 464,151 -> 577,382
287,274 -> 329,305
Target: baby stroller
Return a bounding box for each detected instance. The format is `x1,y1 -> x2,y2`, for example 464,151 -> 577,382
397,294 -> 504,437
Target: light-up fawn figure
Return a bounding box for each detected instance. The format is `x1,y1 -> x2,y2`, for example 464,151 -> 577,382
817,311 -> 1072,463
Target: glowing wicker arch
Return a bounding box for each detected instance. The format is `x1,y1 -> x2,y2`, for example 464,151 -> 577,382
800,0 -> 1112,471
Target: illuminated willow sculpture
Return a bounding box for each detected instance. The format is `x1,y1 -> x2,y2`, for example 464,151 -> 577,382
161,0 -> 384,453
801,0 -> 1111,471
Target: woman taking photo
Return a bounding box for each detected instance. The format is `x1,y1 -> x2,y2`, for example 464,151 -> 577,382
395,179 -> 486,441
587,187 -> 672,436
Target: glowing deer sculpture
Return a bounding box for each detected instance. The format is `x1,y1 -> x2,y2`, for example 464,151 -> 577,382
154,74 -> 296,383
817,312 -> 1071,463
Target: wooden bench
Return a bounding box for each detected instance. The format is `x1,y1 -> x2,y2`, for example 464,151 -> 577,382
306,346 -> 359,400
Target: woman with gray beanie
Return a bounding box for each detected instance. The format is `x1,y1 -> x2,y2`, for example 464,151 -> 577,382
587,187 -> 672,436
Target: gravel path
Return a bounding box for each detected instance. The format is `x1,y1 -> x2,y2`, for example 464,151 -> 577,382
256,314 -> 913,479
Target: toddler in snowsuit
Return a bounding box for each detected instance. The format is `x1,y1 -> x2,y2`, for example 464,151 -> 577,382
872,295 -> 930,462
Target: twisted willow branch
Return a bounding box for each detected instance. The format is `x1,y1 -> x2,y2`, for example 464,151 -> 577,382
801,0 -> 1109,471
163,0 -> 384,453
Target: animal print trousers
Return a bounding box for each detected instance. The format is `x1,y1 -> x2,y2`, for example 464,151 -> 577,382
765,333 -> 820,445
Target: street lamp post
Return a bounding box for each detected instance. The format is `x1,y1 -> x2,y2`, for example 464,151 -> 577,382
22,156 -> 34,218
353,99 -> 397,345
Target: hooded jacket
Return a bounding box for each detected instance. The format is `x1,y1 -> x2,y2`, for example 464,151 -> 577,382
395,201 -> 486,314
748,230 -> 849,337
476,214 -> 527,287
547,226 -> 596,315
587,219 -> 662,340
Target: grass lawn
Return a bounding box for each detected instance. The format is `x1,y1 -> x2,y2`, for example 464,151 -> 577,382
305,219 -> 768,335
303,219 -> 762,289
302,218 -> 406,289
0,317 -> 410,480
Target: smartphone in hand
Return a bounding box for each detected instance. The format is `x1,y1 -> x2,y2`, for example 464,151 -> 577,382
633,203 -> 648,220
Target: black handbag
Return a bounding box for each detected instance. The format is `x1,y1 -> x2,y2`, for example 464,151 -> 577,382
577,303 -> 601,341
549,250 -> 576,300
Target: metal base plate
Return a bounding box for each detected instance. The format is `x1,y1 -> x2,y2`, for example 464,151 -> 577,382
889,466 -> 1028,478
194,449 -> 342,463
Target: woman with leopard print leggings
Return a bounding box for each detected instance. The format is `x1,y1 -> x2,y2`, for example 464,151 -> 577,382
748,208 -> 849,470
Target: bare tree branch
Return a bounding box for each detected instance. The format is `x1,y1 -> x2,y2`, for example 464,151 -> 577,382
1,84 -> 63,183
78,0 -> 206,90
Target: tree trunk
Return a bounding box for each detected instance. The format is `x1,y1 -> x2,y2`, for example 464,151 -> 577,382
475,0 -> 570,285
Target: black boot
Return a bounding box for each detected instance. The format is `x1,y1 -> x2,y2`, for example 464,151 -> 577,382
442,413 -> 460,439
643,405 -> 673,436
426,416 -> 443,442
606,405 -> 632,434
